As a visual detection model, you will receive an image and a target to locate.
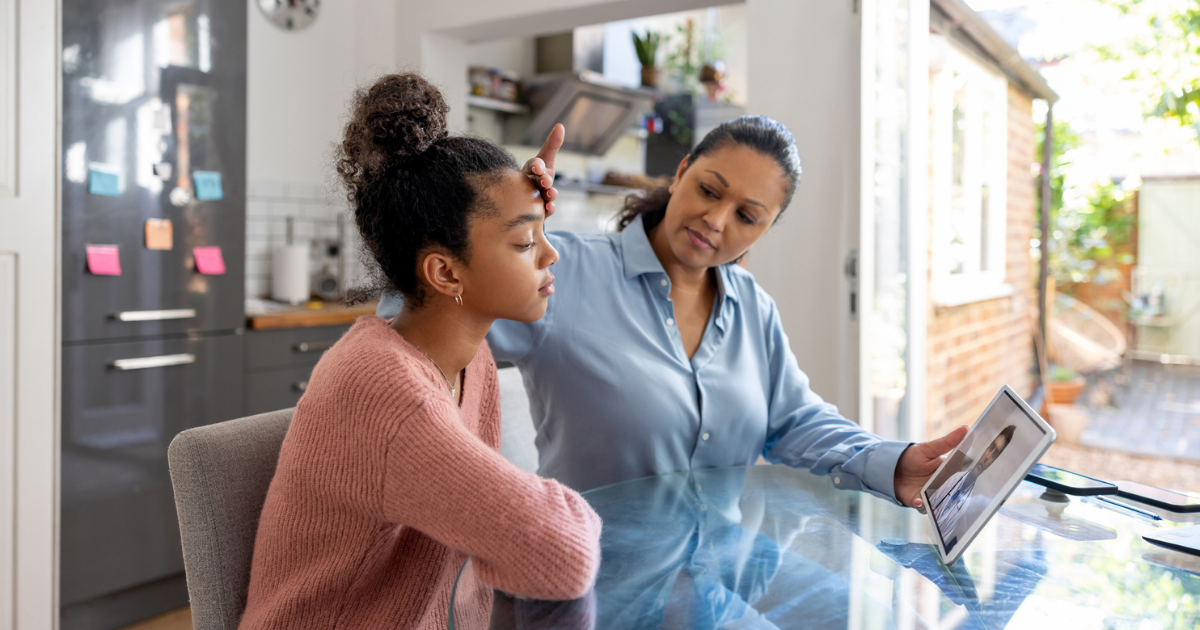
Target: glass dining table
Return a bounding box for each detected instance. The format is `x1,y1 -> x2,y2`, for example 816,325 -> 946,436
448,464 -> 1200,629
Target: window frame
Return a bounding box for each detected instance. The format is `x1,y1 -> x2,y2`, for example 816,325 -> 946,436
930,42 -> 1011,307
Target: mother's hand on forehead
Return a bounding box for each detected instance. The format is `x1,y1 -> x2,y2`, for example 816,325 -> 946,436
522,123 -> 564,217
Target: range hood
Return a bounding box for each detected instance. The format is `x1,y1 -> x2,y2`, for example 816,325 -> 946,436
520,70 -> 655,156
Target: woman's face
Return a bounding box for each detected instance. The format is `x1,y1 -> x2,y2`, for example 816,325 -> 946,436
658,145 -> 790,269
458,169 -> 559,323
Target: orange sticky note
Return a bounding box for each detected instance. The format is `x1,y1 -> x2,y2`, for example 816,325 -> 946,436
145,219 -> 173,250
193,246 -> 226,275
86,245 -> 122,276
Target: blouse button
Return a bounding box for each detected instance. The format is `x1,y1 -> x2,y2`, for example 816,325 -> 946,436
834,476 -> 842,485
702,432 -> 710,441
660,278 -> 669,287
666,317 -> 675,326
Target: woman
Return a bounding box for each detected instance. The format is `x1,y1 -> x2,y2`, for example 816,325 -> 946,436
239,74 -> 601,630
380,117 -> 965,506
930,425 -> 1016,550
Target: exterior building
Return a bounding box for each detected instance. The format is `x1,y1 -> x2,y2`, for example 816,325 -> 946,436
922,1 -> 1055,438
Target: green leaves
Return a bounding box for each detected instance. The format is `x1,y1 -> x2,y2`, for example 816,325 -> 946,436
1095,0 -> 1200,130
632,30 -> 664,67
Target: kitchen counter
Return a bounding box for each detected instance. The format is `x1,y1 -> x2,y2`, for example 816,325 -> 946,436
246,301 -> 378,331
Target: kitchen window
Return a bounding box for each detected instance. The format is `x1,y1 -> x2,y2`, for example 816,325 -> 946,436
931,42 -> 1010,307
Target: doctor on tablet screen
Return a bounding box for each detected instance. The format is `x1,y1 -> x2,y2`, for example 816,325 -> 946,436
929,425 -> 1016,549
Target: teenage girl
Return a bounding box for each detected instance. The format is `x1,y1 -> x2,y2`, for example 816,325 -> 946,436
239,74 -> 601,630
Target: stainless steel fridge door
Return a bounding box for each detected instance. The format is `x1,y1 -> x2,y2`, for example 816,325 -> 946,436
62,0 -> 246,343
60,332 -> 244,628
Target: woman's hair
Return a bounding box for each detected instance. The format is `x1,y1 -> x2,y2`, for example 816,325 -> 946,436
337,73 -> 518,306
617,115 -> 802,231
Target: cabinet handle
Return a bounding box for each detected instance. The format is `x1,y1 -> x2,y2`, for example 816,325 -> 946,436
112,309 -> 197,322
293,380 -> 308,392
111,353 -> 196,371
294,340 -> 336,353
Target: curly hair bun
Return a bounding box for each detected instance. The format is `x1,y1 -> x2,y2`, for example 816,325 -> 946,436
339,73 -> 449,186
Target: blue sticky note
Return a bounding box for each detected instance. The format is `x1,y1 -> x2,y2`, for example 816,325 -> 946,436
193,171 -> 224,201
88,167 -> 121,197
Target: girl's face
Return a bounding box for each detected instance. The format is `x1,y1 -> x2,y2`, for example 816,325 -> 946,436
658,145 -> 789,269
459,170 -> 559,323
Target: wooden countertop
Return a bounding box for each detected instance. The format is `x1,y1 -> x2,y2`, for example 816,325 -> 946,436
246,301 -> 378,331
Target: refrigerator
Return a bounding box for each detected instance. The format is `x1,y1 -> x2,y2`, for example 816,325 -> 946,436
60,0 -> 246,628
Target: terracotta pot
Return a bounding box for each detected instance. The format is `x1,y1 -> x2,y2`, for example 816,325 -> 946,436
640,66 -> 663,88
1046,376 -> 1086,405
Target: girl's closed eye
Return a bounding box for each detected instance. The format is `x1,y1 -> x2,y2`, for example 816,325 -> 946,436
700,184 -> 719,199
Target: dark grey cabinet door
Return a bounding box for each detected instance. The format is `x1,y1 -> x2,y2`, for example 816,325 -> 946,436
60,333 -> 244,607
245,365 -> 316,416
244,325 -> 350,415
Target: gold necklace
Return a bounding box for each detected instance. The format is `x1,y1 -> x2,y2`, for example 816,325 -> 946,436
414,347 -> 459,399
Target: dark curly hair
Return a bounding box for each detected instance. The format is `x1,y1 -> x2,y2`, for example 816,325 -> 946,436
337,73 -> 518,306
617,115 -> 802,232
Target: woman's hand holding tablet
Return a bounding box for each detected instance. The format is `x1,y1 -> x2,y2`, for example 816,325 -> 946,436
920,385 -> 1057,564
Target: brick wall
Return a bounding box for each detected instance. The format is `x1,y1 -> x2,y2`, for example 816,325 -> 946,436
925,85 -> 1037,438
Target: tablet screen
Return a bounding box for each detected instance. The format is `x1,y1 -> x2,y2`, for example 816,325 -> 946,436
924,389 -> 1050,556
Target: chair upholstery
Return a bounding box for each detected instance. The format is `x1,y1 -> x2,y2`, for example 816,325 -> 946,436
497,366 -> 539,474
168,408 -> 294,630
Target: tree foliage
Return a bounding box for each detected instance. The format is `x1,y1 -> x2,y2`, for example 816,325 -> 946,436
1036,117 -> 1137,284
1099,0 -> 1200,129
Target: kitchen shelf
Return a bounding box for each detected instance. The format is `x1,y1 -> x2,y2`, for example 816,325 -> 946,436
466,95 -> 529,115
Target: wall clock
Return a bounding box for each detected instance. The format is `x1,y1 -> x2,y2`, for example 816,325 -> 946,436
258,0 -> 320,31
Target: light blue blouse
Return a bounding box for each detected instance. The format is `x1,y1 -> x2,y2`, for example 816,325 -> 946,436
377,214 -> 910,496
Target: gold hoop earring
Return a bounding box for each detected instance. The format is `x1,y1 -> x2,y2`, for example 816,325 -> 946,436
454,294 -> 463,307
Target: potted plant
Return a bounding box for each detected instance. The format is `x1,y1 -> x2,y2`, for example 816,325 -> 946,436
632,29 -> 664,88
1045,365 -> 1087,406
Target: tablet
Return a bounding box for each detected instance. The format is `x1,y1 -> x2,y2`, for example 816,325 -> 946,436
920,385 -> 1056,564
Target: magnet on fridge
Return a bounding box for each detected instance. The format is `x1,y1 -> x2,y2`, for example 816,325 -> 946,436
193,246 -> 226,275
145,219 -> 173,250
193,171 -> 224,201
87,166 -> 121,197
86,245 -> 122,275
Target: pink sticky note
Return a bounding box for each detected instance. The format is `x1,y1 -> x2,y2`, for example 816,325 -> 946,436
193,246 -> 226,275
86,245 -> 122,276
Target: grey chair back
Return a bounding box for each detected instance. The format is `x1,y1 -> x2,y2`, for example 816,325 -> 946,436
168,408 -> 294,630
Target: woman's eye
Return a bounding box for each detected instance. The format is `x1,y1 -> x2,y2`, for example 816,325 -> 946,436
518,242 -> 535,251
700,184 -> 718,199
738,211 -> 757,226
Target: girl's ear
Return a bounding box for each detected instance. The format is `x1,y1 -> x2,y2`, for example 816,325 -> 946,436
420,251 -> 463,301
669,155 -> 691,194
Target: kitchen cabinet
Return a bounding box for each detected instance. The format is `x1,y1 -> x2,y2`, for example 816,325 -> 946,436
244,324 -> 349,415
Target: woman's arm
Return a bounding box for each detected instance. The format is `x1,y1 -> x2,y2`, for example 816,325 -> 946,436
379,399 -> 601,600
758,294 -> 911,504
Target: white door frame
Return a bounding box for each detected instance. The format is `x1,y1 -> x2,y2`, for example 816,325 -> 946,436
0,0 -> 62,627
858,0 -> 928,442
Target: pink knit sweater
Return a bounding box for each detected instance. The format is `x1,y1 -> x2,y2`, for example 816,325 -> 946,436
239,316 -> 602,630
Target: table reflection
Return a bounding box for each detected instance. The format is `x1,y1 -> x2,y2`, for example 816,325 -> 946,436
449,466 -> 1200,629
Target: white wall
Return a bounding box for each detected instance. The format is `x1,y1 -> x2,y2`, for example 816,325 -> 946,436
1,0 -> 60,626
245,0 -> 393,298
744,0 -> 862,414
246,0 -> 396,187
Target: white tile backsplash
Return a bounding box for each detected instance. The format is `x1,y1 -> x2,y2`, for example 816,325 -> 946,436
245,179 -> 365,301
